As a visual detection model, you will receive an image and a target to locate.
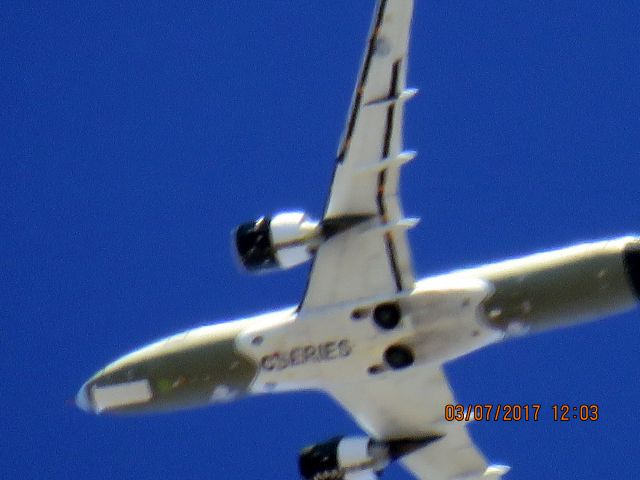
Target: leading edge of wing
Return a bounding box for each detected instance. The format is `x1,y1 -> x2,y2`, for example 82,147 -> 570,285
336,0 -> 392,163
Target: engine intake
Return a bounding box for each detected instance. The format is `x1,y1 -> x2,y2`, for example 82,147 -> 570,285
235,211 -> 319,272
299,437 -> 380,480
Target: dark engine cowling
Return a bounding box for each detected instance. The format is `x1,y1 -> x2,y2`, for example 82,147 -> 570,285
299,437 -> 381,480
298,435 -> 441,480
235,211 -> 319,272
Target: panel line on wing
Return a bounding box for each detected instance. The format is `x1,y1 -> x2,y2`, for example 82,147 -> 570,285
382,60 -> 400,160
379,58 -> 403,292
385,232 -> 403,291
376,58 -> 402,221
338,0 -> 389,163
376,170 -> 388,217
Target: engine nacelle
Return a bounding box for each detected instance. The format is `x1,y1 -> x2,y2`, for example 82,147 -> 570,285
235,211 -> 319,272
298,436 -> 384,480
298,435 -> 443,480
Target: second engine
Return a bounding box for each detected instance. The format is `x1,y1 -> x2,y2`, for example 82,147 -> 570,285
235,211 -> 320,272
298,435 -> 441,480
299,436 -> 384,480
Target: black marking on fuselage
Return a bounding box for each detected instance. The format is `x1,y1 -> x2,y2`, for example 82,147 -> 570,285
624,241 -> 640,299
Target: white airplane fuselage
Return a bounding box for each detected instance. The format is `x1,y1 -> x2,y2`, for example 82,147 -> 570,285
77,236 -> 640,414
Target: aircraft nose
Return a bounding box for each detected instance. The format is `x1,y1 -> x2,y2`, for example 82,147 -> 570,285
75,382 -> 93,413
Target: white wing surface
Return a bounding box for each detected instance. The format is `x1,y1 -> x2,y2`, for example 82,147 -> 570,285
325,364 -> 507,480
299,0 -> 416,311
299,2 -> 506,479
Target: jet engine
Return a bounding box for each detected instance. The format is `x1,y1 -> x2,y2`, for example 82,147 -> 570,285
235,211 -> 320,272
298,436 -> 441,480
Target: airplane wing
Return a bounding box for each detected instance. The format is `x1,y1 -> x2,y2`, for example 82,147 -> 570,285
325,365 -> 508,480
298,1 -> 506,478
298,0 -> 417,311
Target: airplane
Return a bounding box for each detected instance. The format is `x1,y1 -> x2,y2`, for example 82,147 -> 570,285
76,1 -> 640,478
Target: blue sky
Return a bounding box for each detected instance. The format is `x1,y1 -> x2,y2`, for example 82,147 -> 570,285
2,1 -> 639,479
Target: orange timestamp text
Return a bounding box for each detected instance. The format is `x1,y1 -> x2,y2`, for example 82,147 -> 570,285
445,403 -> 600,422
445,403 -> 541,422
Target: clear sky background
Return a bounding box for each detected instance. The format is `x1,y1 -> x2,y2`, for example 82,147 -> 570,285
2,1 -> 639,479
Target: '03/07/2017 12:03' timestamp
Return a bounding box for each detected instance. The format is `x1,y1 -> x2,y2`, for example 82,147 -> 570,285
444,404 -> 600,422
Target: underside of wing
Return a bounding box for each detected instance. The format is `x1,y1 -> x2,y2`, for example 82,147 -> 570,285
296,2 -> 508,478
325,364 -> 509,480
299,0 -> 417,312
